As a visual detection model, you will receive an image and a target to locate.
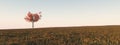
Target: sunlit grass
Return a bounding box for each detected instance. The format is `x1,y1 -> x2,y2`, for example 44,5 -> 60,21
0,26 -> 120,45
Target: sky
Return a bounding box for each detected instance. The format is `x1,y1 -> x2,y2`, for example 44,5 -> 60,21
0,0 -> 120,29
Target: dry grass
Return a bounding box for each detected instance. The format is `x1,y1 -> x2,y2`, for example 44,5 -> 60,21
0,25 -> 120,45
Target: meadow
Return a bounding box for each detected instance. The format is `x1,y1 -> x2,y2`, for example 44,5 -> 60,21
0,25 -> 120,45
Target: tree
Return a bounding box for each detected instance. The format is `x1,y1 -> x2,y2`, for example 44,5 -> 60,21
24,12 -> 42,28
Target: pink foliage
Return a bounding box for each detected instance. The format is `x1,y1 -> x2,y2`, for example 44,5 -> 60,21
25,12 -> 41,22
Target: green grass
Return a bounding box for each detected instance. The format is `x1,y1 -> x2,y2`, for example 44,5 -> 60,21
0,25 -> 120,45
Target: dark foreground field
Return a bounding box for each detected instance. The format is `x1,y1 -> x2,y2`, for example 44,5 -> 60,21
0,26 -> 120,45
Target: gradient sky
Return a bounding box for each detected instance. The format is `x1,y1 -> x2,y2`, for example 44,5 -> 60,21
0,0 -> 120,29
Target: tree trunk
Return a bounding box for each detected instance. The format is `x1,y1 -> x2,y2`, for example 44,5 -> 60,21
32,21 -> 34,28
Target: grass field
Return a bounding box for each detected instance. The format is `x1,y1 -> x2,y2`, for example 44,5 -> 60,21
0,25 -> 120,45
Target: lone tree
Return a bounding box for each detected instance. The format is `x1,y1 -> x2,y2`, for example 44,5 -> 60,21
24,12 -> 42,28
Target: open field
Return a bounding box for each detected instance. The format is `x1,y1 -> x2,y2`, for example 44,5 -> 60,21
0,25 -> 120,45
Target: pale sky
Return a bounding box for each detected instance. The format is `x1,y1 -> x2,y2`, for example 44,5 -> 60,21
0,0 -> 120,29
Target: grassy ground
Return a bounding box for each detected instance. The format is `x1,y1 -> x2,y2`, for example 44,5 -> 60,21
0,25 -> 120,45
